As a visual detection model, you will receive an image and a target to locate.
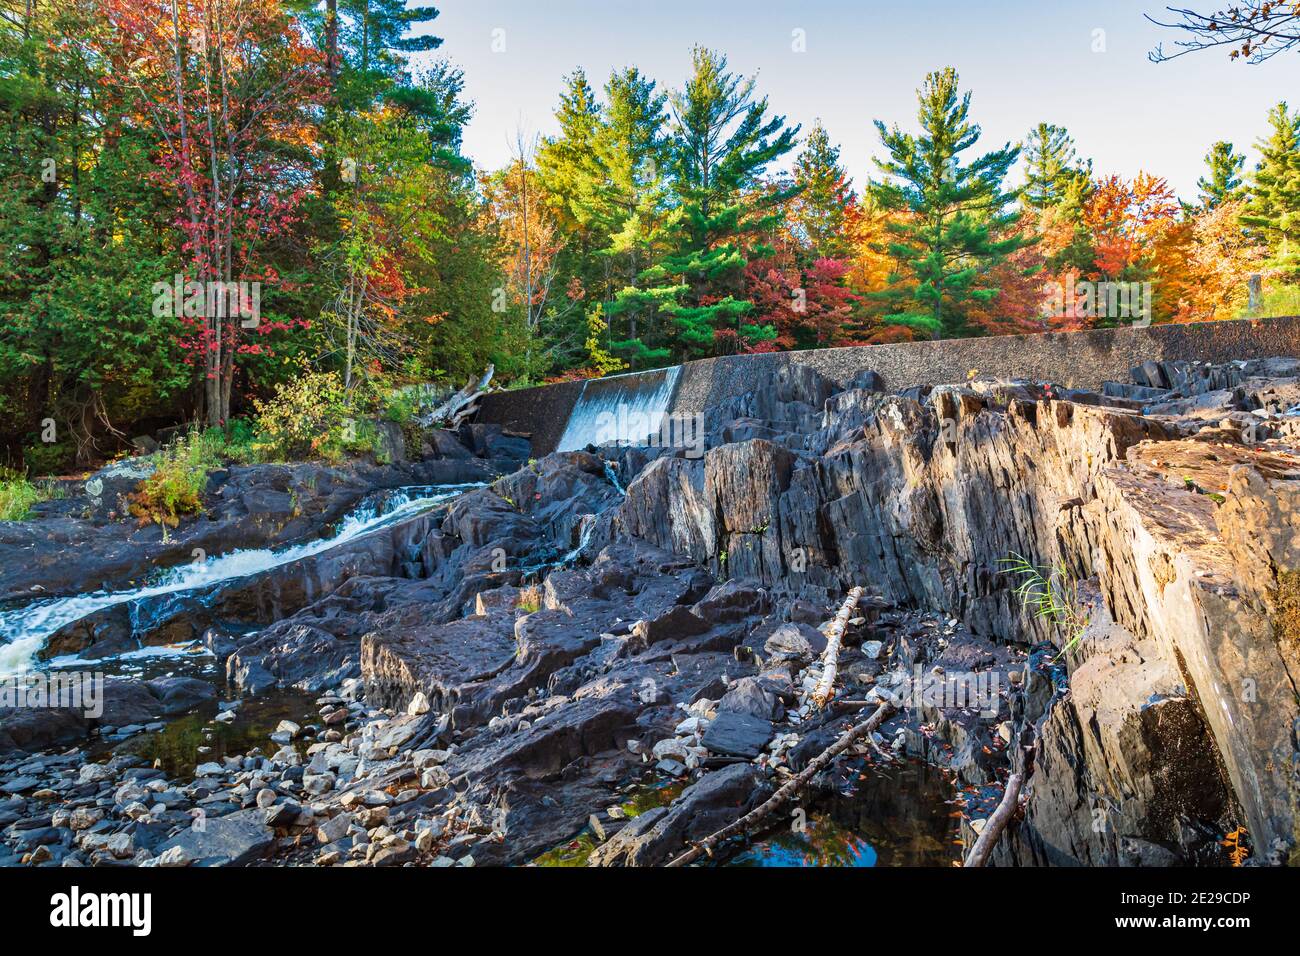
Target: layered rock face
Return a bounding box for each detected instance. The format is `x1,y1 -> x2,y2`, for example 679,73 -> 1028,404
6,358 -> 1295,869
615,358 -> 1300,864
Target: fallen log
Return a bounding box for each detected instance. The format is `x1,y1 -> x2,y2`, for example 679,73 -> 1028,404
418,364 -> 494,427
963,771 -> 1024,867
665,700 -> 895,867
811,585 -> 863,707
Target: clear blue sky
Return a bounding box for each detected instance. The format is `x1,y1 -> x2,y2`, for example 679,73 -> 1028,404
412,1 -> 1298,199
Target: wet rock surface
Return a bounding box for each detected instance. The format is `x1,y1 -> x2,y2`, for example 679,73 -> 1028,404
2,356 -> 1298,867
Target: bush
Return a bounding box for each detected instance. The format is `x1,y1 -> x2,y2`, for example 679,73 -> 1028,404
250,370 -> 357,462
23,441 -> 75,477
0,473 -> 46,522
127,430 -> 221,529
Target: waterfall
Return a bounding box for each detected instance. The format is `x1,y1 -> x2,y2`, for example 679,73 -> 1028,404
555,366 -> 681,452
0,483 -> 482,677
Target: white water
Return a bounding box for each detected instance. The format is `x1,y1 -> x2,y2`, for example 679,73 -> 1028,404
555,366 -> 681,452
0,483 -> 481,678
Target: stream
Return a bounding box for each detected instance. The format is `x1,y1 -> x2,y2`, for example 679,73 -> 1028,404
0,483 -> 482,678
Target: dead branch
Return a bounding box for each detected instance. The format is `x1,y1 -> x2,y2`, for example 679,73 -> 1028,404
417,364 -> 494,428
963,771 -> 1024,867
666,700 -> 895,867
812,585 -> 863,707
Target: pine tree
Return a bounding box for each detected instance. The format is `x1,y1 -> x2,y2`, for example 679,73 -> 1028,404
1197,141 -> 1247,209
1023,123 -> 1085,210
616,47 -> 798,363
591,68 -> 672,363
791,121 -> 856,259
1242,102 -> 1300,280
536,70 -> 604,238
870,68 -> 1028,338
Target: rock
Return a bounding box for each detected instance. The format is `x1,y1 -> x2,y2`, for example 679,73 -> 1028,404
155,845 -> 193,867
155,808 -> 274,866
407,692 -> 431,716
717,677 -> 783,721
591,764 -> 771,866
77,764 -> 114,785
763,624 -> 814,664
275,720 -> 301,738
701,711 -> 775,759
316,813 -> 352,845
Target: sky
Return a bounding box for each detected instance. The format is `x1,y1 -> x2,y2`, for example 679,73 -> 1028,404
410,1 -> 1298,199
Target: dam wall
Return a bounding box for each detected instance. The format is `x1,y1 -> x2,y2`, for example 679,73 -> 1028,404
475,315 -> 1300,455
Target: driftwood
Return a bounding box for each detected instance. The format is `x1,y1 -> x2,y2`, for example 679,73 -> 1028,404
418,364 -> 494,428
963,771 -> 1024,867
665,700 -> 895,867
811,585 -> 863,707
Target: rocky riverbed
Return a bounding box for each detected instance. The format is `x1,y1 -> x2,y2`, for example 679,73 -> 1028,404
1,356 -> 1298,867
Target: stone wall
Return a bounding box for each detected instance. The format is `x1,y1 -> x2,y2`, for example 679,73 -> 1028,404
476,316 -> 1300,454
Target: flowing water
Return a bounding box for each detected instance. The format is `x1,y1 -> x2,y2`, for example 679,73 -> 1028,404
0,483 -> 482,677
555,366 -> 681,452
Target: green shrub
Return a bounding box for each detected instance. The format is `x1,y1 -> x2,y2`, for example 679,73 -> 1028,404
0,473 -> 46,522
23,441 -> 75,477
250,370 -> 355,462
127,430 -> 220,528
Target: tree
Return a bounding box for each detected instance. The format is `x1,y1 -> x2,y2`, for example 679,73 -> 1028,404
96,0 -> 324,426
319,106 -> 435,390
870,67 -> 1028,338
616,47 -> 798,363
591,67 -> 672,358
1179,200 -> 1266,319
790,121 -> 856,259
536,69 -> 603,239
1148,3 -> 1300,63
1023,123 -> 1088,211
1242,101 -> 1300,279
482,135 -> 570,376
1197,141 -> 1248,208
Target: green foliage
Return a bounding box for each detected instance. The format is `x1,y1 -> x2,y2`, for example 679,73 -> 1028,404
1242,282 -> 1300,318
127,431 -> 222,529
249,369 -> 359,463
1242,102 -> 1300,281
792,121 -> 856,258
1198,140 -> 1248,209
1002,552 -> 1090,659
1023,123 -> 1088,211
0,472 -> 49,522
870,68 -> 1030,338
609,47 -> 798,363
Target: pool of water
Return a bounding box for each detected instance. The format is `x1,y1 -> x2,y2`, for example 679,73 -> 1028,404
724,759 -> 962,867
104,685 -> 324,779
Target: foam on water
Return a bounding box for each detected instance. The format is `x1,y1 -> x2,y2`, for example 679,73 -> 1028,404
555,366 -> 681,452
0,483 -> 481,677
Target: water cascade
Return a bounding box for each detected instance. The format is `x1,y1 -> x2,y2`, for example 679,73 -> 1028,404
0,483 -> 482,677
555,366 -> 681,453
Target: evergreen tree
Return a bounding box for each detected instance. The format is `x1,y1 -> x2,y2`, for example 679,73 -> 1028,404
1242,102 -> 1300,279
1023,123 -> 1085,210
592,68 -> 672,360
1197,140 -> 1247,209
790,121 -> 856,260
870,68 -> 1028,338
615,47 -> 798,363
536,69 -> 604,238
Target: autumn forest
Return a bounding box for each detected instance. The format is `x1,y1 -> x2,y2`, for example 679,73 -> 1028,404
1,1 -> 1298,472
